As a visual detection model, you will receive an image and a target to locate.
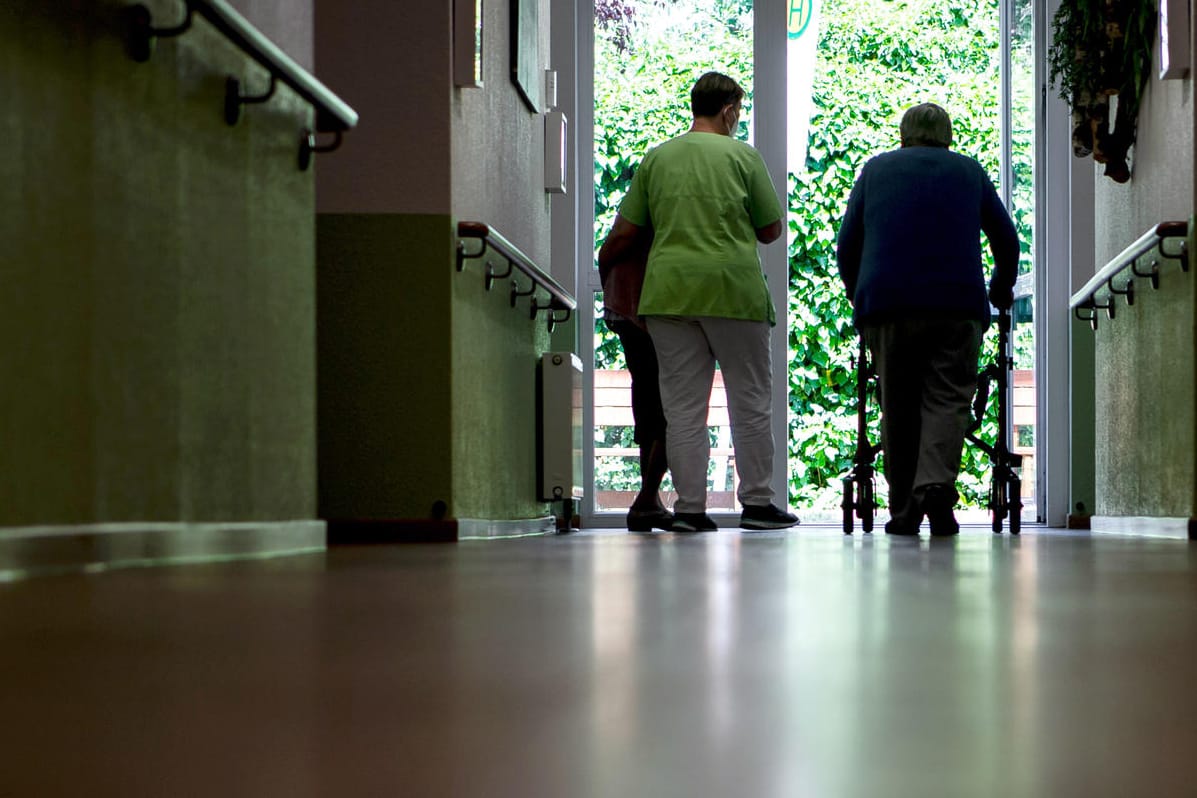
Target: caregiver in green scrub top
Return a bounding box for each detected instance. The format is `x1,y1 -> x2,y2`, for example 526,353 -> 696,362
599,71 -> 798,533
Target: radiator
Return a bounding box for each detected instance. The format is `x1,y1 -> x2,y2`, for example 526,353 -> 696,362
539,352 -> 584,502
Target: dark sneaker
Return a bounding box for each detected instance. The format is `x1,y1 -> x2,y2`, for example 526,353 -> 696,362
884,519 -> 919,536
922,485 -> 960,537
739,503 -> 799,530
671,512 -> 718,532
626,508 -> 674,532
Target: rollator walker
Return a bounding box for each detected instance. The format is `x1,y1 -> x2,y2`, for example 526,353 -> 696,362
841,307 -> 1022,535
841,338 -> 880,534
965,308 -> 1023,534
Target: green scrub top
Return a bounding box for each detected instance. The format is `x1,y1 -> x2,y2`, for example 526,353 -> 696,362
618,131 -> 782,325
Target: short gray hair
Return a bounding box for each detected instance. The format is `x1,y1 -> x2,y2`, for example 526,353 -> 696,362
900,103 -> 952,148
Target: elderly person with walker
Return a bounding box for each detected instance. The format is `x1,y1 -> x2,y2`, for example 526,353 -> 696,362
836,102 -> 1020,536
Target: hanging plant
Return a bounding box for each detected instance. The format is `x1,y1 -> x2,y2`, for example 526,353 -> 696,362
1048,0 -> 1158,182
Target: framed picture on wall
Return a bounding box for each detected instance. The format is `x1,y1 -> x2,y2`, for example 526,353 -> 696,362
511,0 -> 540,112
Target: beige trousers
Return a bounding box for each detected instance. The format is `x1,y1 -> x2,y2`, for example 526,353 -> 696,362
646,316 -> 775,514
860,318 -> 984,525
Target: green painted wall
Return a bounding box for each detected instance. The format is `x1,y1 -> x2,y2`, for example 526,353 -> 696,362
1070,319 -> 1096,518
316,214 -> 455,519
1093,259 -> 1196,517
451,251 -> 552,520
316,213 -> 553,523
314,0 -> 560,527
0,2 -> 318,526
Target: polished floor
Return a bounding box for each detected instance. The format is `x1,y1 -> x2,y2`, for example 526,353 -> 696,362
2,526 -> 1195,797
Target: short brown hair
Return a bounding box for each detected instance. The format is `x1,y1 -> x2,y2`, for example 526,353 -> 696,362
691,72 -> 744,117
900,103 -> 953,147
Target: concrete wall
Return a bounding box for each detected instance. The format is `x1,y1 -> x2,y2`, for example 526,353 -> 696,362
1093,265 -> 1195,517
0,0 -> 319,527
230,0 -> 314,70
314,1 -> 452,214
1091,42 -> 1195,520
316,0 -> 557,528
451,0 -> 553,262
450,0 -> 556,521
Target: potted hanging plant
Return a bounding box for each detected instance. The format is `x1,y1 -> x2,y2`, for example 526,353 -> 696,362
1049,0 -> 1158,182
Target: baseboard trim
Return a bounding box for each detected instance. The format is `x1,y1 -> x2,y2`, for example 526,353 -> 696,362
326,516 -> 559,544
0,520 -> 326,581
456,516 -> 558,540
1090,516 -> 1196,541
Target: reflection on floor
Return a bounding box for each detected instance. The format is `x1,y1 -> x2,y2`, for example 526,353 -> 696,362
2,526 -> 1195,797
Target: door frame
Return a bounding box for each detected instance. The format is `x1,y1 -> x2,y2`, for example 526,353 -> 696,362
560,0 -> 1072,528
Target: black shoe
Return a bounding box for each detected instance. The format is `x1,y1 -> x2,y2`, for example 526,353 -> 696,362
922,485 -> 960,536
884,519 -> 919,536
626,508 -> 674,532
739,503 -> 799,530
671,512 -> 718,532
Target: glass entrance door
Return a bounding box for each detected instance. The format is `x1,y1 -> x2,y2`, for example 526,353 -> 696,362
582,0 -> 1038,527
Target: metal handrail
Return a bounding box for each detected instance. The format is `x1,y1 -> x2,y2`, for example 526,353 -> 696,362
125,0 -> 358,168
1069,221 -> 1189,329
191,1 -> 357,131
457,222 -> 576,331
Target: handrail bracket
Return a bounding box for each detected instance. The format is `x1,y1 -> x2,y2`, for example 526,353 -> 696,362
1131,258 -> 1161,289
531,298 -> 573,332
299,129 -> 343,172
485,259 -> 514,291
1107,275 -> 1134,306
125,2 -> 194,63
1074,304 -> 1098,330
225,74 -> 278,126
511,279 -> 536,308
1164,238 -> 1190,272
124,0 -> 359,172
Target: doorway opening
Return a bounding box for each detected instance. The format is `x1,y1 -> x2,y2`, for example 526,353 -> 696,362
586,0 -> 1037,524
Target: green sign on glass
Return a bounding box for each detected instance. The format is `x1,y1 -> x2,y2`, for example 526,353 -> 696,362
788,0 -> 813,39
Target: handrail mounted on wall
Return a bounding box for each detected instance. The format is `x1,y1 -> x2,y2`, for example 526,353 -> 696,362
124,0 -> 359,170
457,222 -> 576,332
1070,221 -> 1189,330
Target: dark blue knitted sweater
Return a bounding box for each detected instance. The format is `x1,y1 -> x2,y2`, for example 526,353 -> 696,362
836,146 -> 1019,326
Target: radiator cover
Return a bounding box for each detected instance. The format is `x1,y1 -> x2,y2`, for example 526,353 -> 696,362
539,352 -> 584,502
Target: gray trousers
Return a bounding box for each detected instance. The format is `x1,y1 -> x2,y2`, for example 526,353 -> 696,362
861,318 -> 984,525
646,316 -> 775,514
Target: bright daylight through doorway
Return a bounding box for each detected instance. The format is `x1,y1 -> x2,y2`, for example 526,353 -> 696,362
590,0 -> 1036,523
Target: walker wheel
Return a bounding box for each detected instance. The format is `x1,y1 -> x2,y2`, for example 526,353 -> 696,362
860,479 -> 874,533
990,473 -> 1006,533
842,477 -> 855,535
1009,477 -> 1022,535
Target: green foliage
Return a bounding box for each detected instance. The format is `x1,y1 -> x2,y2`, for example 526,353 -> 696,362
786,0 -> 1026,508
593,1 -> 754,246
1047,0 -> 1157,180
594,0 -> 1034,511
1048,0 -> 1156,116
